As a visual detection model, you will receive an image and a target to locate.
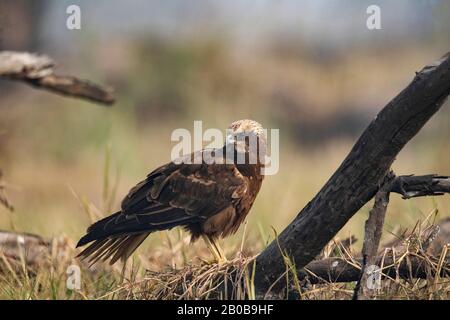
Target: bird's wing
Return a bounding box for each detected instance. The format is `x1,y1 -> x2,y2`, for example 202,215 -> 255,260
76,150 -> 250,265
76,150 -> 249,265
80,150 -> 248,242
121,154 -> 248,223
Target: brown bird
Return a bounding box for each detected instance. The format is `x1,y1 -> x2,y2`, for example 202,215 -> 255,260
76,119 -> 266,265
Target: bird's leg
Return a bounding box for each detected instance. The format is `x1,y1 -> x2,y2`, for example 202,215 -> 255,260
210,238 -> 228,262
202,235 -> 221,261
202,235 -> 226,263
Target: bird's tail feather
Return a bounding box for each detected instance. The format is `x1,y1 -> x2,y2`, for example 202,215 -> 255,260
77,233 -> 150,266
76,208 -> 195,265
76,211 -> 122,247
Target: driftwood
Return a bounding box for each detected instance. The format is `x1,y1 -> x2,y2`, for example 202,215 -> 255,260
0,51 -> 115,105
254,51 -> 450,296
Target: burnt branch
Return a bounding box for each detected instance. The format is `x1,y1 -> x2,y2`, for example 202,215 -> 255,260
0,51 -> 115,105
353,172 -> 394,300
295,217 -> 450,292
391,174 -> 450,198
254,51 -> 450,296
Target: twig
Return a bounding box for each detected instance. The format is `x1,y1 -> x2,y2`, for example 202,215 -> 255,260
0,51 -> 115,105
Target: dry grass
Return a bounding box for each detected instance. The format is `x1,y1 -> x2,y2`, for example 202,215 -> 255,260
129,214 -> 450,300
136,255 -> 256,300
1,213 -> 448,300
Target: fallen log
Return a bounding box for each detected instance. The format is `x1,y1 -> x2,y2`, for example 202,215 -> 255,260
301,253 -> 449,285
0,230 -> 50,272
304,218 -> 450,286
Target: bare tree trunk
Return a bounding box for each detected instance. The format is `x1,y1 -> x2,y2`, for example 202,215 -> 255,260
254,52 -> 450,297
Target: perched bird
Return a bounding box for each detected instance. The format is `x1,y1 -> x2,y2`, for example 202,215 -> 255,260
76,119 -> 266,265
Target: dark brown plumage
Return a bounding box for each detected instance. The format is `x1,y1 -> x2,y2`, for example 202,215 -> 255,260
76,120 -> 266,265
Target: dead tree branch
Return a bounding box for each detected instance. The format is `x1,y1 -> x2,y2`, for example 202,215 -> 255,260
353,172 -> 395,299
352,172 -> 450,299
254,51 -> 450,296
300,254 -> 450,285
299,217 -> 450,287
391,174 -> 450,198
0,51 -> 115,105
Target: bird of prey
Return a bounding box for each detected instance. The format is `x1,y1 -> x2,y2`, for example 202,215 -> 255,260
76,119 -> 266,265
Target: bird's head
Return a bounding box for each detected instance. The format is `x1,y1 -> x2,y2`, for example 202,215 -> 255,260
225,119 -> 267,160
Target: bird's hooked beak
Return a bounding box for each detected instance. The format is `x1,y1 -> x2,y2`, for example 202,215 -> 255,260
226,131 -> 247,151
226,131 -> 262,155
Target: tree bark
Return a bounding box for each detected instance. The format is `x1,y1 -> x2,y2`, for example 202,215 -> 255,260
254,52 -> 450,297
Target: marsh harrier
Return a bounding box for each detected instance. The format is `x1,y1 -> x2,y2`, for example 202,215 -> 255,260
77,119 -> 266,264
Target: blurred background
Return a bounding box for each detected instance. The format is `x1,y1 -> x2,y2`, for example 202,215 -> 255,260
0,0 -> 449,267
